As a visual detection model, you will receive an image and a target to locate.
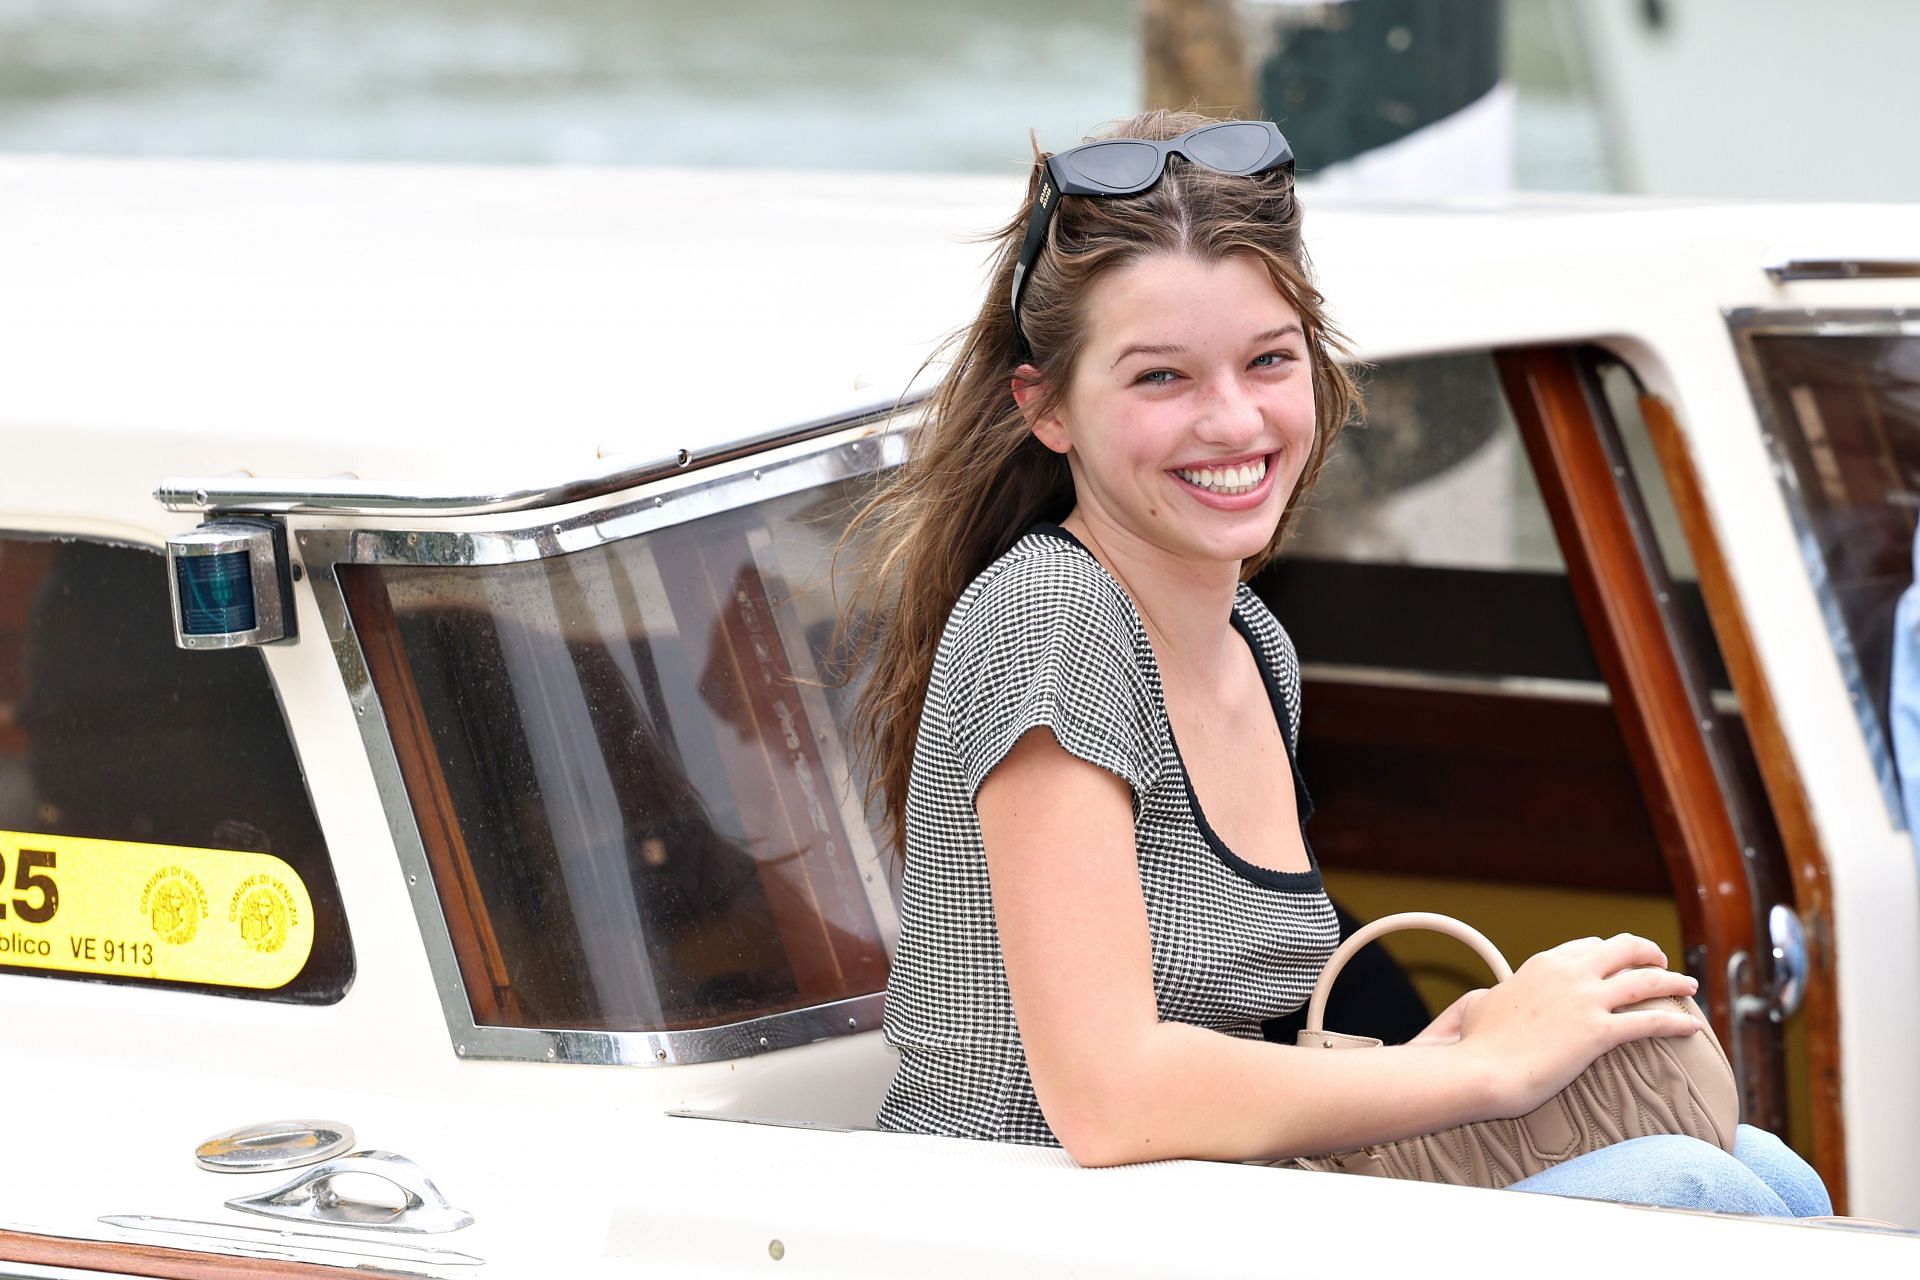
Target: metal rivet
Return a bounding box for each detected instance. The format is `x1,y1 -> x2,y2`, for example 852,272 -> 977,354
407,873 -> 417,885
407,532 -> 420,546
1700,719 -> 1714,732
193,488 -> 209,507
1386,25 -> 1412,51
753,469 -> 763,481
759,1036 -> 769,1048
847,1017 -> 858,1029
656,1049 -> 668,1061
1657,592 -> 1669,603
676,449 -> 693,467
355,706 -> 365,718
547,1046 -> 557,1060
456,1044 -> 467,1056
769,1240 -> 785,1261
653,497 -> 664,509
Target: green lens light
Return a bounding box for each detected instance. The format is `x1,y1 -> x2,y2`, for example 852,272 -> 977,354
176,551 -> 256,635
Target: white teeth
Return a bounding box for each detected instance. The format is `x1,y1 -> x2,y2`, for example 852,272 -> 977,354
1176,457 -> 1267,495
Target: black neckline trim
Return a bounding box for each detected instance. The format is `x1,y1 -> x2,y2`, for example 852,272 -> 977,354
1020,522 -> 1322,892
1026,522 -> 1088,553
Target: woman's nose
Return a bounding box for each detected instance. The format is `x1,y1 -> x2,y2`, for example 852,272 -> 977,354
1196,375 -> 1266,445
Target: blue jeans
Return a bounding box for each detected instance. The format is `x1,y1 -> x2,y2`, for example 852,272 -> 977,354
1509,1125 -> 1831,1216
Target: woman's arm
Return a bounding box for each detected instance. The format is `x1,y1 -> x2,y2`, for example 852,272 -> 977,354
978,726 -> 1703,1168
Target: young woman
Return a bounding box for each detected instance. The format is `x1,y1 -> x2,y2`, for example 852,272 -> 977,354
846,109 -> 1828,1215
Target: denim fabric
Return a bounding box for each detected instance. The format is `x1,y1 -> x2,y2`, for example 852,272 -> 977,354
1507,1125 -> 1831,1216
1891,528 -> 1920,855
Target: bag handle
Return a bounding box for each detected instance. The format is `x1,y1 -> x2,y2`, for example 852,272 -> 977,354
1305,912 -> 1515,1034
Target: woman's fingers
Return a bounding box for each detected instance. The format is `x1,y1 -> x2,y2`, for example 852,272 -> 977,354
1602,964 -> 1700,1009
1590,932 -> 1669,975
1608,1007 -> 1705,1044
1538,933 -> 1667,974
1420,987 -> 1489,1043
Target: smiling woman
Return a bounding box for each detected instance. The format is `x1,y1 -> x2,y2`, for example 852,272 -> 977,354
837,108 -> 1830,1216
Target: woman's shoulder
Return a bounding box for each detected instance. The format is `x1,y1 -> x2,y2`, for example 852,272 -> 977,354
1232,581 -> 1298,664
950,525 -> 1140,640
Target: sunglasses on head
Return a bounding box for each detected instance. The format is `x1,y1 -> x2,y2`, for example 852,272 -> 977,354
1009,119 -> 1295,357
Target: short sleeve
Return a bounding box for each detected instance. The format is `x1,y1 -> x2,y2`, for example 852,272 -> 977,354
940,552 -> 1163,803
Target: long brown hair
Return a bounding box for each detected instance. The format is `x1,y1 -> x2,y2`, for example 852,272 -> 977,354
840,109 -> 1359,858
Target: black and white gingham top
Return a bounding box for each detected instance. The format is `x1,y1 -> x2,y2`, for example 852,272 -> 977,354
876,524 -> 1338,1146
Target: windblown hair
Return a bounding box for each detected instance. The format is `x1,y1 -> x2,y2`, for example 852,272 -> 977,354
840,108 -> 1360,858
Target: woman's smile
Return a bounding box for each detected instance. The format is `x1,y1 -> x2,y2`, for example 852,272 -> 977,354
1168,450 -> 1275,506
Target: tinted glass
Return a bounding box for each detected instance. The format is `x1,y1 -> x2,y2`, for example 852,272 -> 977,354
1267,351 -> 1594,684
0,537 -> 352,1002
1184,122 -> 1271,171
1061,140 -> 1158,189
1747,331 -> 1920,763
339,476 -> 892,1034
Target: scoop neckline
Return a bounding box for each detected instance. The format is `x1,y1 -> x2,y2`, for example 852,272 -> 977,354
1022,523 -> 1322,891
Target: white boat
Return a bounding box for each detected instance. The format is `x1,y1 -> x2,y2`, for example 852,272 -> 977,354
0,156 -> 1916,1276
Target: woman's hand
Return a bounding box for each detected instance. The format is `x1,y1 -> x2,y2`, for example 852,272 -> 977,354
1453,933 -> 1704,1118
1407,987 -> 1488,1046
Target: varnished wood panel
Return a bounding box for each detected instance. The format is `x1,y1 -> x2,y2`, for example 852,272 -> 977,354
1301,679 -> 1672,893
1635,389 -> 1848,1212
1498,348 -> 1760,1041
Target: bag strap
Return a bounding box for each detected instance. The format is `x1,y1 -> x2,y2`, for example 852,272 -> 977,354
1305,912 -> 1515,1033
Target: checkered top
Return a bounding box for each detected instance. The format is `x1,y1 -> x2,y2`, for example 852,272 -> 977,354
876,525 -> 1337,1146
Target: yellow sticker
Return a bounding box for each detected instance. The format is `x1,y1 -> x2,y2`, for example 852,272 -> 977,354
0,830 -> 313,989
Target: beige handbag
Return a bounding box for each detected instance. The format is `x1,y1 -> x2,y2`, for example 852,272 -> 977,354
1291,912 -> 1739,1189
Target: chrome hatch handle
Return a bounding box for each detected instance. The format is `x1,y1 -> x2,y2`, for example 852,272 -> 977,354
226,1150 -> 474,1234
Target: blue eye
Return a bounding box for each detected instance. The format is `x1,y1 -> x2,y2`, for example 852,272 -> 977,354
1252,351 -> 1297,369
1137,369 -> 1178,386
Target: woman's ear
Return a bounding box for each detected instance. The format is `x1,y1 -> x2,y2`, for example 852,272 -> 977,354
1012,365 -> 1072,456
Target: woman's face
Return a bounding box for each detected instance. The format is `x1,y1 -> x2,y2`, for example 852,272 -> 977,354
1030,251 -> 1316,570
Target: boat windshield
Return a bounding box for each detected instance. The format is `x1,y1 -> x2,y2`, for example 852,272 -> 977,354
338,477 -> 892,1035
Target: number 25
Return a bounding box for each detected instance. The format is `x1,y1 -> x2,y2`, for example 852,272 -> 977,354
0,850 -> 58,924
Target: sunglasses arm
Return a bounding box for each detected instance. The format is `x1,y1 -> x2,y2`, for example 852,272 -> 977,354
1009,164 -> 1062,354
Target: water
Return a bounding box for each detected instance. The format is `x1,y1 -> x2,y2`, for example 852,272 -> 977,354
0,0 -> 1607,187
0,0 -> 1138,171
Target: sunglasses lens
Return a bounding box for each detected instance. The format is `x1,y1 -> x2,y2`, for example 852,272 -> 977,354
1061,141 -> 1161,191
1183,122 -> 1276,173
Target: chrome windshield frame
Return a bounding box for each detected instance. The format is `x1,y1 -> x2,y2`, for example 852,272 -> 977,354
1725,306 -> 1920,831
157,396 -> 909,517
297,409 -> 909,1066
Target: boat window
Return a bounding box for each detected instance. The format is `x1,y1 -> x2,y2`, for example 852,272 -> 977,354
1252,350 -> 1671,919
0,536 -> 353,1002
337,475 -> 892,1035
1742,328 -> 1920,806
1274,351 -> 1594,684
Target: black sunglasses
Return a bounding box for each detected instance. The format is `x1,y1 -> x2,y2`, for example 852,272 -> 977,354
1009,120 -> 1295,356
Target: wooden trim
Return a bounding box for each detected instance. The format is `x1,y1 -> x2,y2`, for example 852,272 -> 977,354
1634,389 -> 1849,1212
1496,349 -> 1760,1038
337,567 -> 524,1026
0,1227 -> 418,1280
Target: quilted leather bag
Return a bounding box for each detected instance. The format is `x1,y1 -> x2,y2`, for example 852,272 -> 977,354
1291,912 -> 1739,1189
